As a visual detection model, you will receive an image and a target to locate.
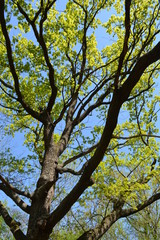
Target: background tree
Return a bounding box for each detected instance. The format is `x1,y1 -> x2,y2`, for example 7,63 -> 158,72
0,0 -> 160,239
126,201 -> 160,240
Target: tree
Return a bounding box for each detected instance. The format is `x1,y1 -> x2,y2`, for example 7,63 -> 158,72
126,201 -> 160,240
0,0 -> 160,239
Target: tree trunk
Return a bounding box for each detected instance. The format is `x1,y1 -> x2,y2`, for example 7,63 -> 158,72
27,122 -> 58,240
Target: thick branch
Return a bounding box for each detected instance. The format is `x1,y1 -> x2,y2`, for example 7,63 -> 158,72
0,184 -> 30,214
0,201 -> 27,240
47,174 -> 94,232
32,180 -> 56,200
122,41 -> 160,99
77,210 -> 120,240
58,94 -> 78,155
47,90 -> 122,231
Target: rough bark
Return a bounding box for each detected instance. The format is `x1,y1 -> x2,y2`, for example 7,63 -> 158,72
27,121 -> 58,240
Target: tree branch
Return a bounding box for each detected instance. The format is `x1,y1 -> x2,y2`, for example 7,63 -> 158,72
77,210 -> 120,240
121,41 -> 160,100
61,143 -> 99,167
57,162 -> 88,176
47,41 -> 160,230
112,133 -> 160,140
0,201 -> 27,240
0,184 -> 30,214
0,174 -> 32,199
121,192 -> 160,217
16,1 -> 57,114
77,192 -> 160,239
0,103 -> 23,113
0,85 -> 18,100
58,94 -> 78,155
0,0 -> 42,122
127,83 -> 154,101
114,0 -> 131,89
0,78 -> 14,89
74,74 -> 114,122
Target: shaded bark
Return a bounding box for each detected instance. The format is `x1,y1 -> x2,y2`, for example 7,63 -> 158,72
0,201 -> 27,240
